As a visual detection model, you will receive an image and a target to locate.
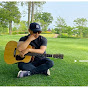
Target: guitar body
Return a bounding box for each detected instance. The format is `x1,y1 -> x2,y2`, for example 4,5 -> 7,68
4,41 -> 32,64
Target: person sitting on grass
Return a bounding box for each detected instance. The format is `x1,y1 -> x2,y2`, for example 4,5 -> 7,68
17,22 -> 54,78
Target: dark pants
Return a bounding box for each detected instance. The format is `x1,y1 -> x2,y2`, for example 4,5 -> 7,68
18,58 -> 54,75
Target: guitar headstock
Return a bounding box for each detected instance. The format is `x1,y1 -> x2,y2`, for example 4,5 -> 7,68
53,54 -> 64,59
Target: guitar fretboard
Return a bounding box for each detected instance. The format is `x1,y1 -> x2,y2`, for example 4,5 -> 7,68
25,52 -> 53,57
25,52 -> 64,59
45,54 -> 52,57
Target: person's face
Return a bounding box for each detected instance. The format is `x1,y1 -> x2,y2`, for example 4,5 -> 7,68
28,29 -> 41,37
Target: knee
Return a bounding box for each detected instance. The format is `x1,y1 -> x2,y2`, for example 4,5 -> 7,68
47,60 -> 54,68
50,60 -> 54,67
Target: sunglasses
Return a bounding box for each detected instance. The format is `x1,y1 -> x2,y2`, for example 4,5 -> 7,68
33,31 -> 41,34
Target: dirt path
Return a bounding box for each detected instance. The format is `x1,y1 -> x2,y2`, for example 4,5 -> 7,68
53,34 -> 58,38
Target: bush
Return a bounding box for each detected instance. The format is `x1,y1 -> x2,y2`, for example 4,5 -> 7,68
0,27 -> 8,34
58,33 -> 68,38
12,31 -> 28,35
57,33 -> 78,38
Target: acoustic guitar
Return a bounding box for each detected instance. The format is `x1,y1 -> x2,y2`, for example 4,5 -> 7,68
4,41 -> 64,64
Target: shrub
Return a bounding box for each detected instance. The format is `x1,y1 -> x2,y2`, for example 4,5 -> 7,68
12,31 -> 28,35
58,33 -> 68,38
57,33 -> 78,38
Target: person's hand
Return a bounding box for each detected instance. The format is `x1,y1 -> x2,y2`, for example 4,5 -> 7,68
19,51 -> 24,58
19,48 -> 29,58
28,33 -> 39,41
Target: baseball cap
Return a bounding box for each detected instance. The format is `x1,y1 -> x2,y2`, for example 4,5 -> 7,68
29,22 -> 42,32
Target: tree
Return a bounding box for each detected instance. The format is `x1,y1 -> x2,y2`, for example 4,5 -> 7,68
0,8 -> 8,28
31,2 -> 34,22
13,21 -> 28,31
65,26 -> 74,36
54,28 -> 59,34
37,19 -> 48,31
34,12 -> 53,31
55,16 -> 67,37
18,21 -> 28,31
21,1 -> 45,28
0,2 -> 21,34
31,2 -> 46,22
82,27 -> 88,37
28,2 -> 31,26
73,18 -> 88,38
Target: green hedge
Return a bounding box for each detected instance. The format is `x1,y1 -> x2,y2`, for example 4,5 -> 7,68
12,31 -> 28,35
58,33 -> 78,38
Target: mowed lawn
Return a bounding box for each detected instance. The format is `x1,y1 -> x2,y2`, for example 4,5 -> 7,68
0,34 -> 88,86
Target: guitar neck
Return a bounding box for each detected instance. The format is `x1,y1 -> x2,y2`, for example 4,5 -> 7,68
25,52 -> 53,57
25,52 -> 64,59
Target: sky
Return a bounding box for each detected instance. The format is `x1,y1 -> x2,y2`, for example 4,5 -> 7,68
19,1 -> 88,29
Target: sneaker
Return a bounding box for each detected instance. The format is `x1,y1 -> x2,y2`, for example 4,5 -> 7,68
17,70 -> 31,78
42,69 -> 50,76
47,69 -> 50,76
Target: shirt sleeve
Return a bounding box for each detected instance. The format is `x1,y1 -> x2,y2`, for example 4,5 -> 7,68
41,37 -> 47,46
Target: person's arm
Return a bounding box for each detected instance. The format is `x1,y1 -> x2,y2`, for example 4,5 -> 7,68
17,39 -> 31,51
28,46 -> 47,54
19,46 -> 46,57
21,45 -> 46,56
17,34 -> 38,51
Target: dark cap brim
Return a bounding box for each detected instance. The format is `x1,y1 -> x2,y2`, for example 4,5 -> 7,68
31,28 -> 42,32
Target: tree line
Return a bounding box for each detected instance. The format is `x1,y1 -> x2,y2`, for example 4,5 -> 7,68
0,1 -> 88,38
55,16 -> 88,38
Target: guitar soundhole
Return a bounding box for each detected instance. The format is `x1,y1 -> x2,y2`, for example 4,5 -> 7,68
16,55 -> 25,60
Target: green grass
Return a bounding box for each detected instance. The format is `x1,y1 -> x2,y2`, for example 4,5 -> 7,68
0,34 -> 88,86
